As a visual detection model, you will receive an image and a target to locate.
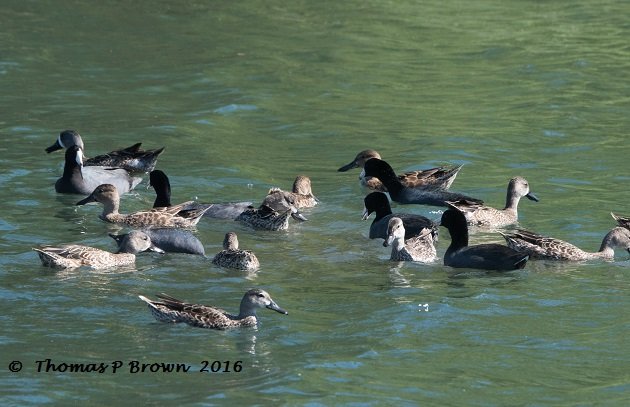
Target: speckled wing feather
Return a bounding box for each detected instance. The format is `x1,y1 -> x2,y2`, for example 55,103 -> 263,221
33,245 -> 133,269
114,201 -> 210,228
397,164 -> 463,190
236,205 -> 292,231
501,229 -> 588,261
142,294 -> 255,329
86,143 -> 165,173
212,249 -> 260,271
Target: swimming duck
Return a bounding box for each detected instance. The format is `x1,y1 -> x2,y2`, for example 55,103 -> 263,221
499,227 -> 630,261
212,232 -> 260,271
138,288 -> 287,330
149,170 -> 252,220
362,158 -> 483,207
110,228 -> 205,256
236,186 -> 308,230
440,208 -> 529,271
445,177 -> 539,227
33,230 -> 163,269
46,129 -> 164,173
264,175 -> 319,209
55,145 -> 142,195
362,192 -> 438,241
611,212 -> 630,230
235,204 -> 299,231
338,149 -> 462,191
76,184 -> 211,228
383,217 -> 437,262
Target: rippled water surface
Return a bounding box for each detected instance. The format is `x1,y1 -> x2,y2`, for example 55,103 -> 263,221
1,1 -> 630,405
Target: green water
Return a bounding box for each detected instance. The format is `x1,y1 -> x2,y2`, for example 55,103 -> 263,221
1,0 -> 630,405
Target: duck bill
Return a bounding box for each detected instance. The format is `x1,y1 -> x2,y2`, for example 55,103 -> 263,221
76,194 -> 96,206
291,211 -> 308,222
383,235 -> 394,247
525,192 -> 539,202
147,244 -> 165,254
338,161 -> 358,172
266,301 -> 288,315
361,207 -> 372,221
45,139 -> 63,153
108,233 -> 124,245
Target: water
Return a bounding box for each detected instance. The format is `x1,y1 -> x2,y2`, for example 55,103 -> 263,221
2,0 -> 630,405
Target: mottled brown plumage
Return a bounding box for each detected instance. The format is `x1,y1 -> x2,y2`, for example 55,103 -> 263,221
76,184 -> 211,228
500,227 -> 630,261
138,289 -> 287,330
264,175 -> 319,209
33,230 -> 163,269
212,232 -> 260,271
446,177 -> 539,227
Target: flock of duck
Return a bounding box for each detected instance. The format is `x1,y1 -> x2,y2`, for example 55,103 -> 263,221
34,131 -> 630,330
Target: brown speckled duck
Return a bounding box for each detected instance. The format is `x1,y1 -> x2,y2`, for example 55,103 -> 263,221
500,227 -> 630,261
76,184 -> 211,228
33,230 -> 163,269
264,175 -> 319,209
212,232 -> 260,271
338,149 -> 462,191
138,289 -> 287,330
446,177 -> 539,227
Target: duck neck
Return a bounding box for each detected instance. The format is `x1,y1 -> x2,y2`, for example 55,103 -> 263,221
597,229 -> 621,259
373,202 -> 393,222
391,235 -> 406,253
446,223 -> 469,253
153,189 -> 171,207
63,158 -> 83,181
504,187 -> 521,212
237,300 -> 257,319
378,169 -> 404,197
100,198 -> 121,220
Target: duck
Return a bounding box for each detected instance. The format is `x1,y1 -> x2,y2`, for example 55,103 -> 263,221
46,129 -> 164,173
76,184 -> 211,228
445,177 -> 539,227
138,288 -> 287,330
55,145 -> 142,195
383,217 -> 437,262
440,208 -> 529,271
499,227 -> 630,261
33,230 -> 163,269
362,158 -> 483,207
110,228 -> 205,256
611,212 -> 630,230
362,192 -> 438,241
235,204 -> 300,231
212,232 -> 260,271
264,175 -> 319,209
338,149 -> 462,191
149,170 -> 252,220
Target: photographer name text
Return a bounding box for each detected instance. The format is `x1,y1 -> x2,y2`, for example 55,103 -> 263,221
8,359 -> 243,374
